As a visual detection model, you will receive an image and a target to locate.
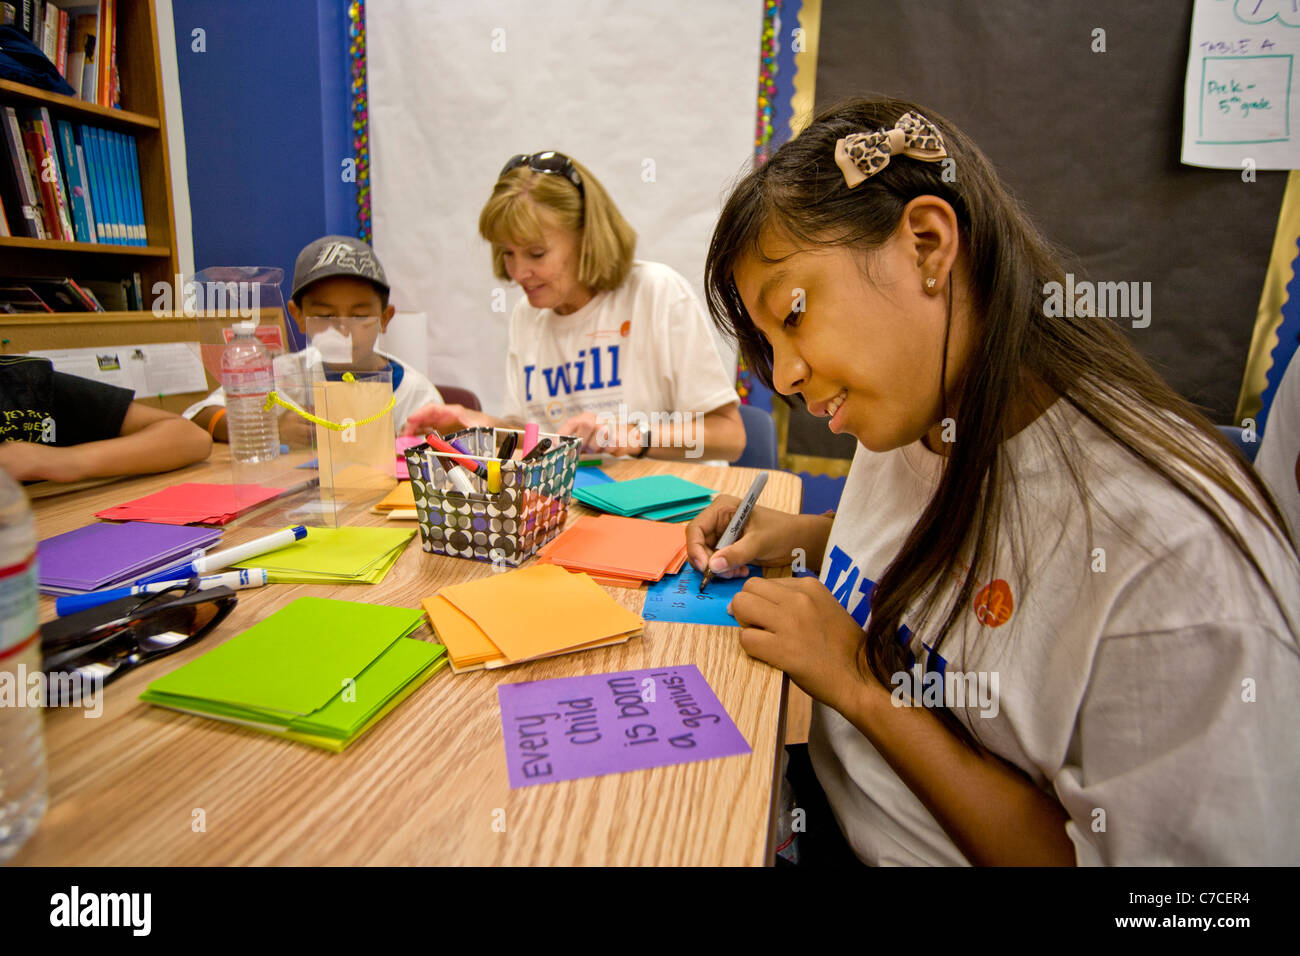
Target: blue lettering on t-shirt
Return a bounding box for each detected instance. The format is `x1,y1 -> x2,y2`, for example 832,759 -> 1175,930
523,346 -> 625,405
543,363 -> 572,397
607,344 -> 622,387
822,544 -> 945,673
574,350 -> 587,391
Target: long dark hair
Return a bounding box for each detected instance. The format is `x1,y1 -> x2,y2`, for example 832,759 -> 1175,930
705,96 -> 1297,736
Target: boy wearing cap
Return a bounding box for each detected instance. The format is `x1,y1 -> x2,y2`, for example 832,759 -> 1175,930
185,236 -> 442,442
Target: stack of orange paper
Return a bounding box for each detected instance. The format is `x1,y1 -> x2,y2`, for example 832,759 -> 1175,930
535,515 -> 687,587
372,481 -> 417,519
422,563 -> 643,672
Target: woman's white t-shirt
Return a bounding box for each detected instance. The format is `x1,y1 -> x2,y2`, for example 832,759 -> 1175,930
810,400 -> 1300,865
501,261 -> 740,450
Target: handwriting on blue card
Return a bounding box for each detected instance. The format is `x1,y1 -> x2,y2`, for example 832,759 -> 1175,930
641,562 -> 761,627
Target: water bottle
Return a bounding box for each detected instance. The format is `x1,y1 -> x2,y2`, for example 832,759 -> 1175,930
0,466 -> 46,863
222,321 -> 279,463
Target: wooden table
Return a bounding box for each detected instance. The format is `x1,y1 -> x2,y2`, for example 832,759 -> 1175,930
12,449 -> 801,866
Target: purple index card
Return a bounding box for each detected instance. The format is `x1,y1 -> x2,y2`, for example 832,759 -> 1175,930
496,664 -> 752,788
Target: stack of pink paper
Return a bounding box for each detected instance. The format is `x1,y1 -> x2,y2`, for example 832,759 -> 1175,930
95,482 -> 286,525
395,436 -> 425,479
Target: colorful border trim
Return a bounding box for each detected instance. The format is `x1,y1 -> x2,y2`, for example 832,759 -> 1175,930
349,0 -> 372,243
754,0 -> 780,165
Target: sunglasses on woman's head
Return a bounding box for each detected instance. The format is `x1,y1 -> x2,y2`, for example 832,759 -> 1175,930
499,151 -> 584,195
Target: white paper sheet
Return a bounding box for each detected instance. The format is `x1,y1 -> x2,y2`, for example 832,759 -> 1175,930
367,0 -> 758,414
1182,0 -> 1300,169
31,342 -> 210,397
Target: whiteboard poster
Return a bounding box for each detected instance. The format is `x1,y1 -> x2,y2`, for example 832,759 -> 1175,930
1183,0 -> 1300,169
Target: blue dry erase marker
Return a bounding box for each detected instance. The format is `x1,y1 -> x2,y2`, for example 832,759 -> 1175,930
56,569 -> 270,617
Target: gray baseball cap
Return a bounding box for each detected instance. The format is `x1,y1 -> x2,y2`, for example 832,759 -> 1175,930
291,235 -> 390,300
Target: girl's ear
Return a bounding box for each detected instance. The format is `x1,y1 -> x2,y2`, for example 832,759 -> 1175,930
902,196 -> 960,293
287,298 -> 306,334
379,304 -> 397,332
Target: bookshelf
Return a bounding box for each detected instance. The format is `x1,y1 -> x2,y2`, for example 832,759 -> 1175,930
0,0 -> 179,308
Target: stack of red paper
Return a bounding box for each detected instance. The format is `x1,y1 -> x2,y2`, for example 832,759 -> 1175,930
535,515 -> 688,588
95,482 -> 286,525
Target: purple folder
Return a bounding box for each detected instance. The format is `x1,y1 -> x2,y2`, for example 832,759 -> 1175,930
38,522 -> 222,595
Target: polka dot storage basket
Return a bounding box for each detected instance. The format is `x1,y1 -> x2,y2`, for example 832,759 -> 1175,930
404,427 -> 581,566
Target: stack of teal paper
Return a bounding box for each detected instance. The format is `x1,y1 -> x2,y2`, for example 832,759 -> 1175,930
573,474 -> 715,523
140,597 -> 446,752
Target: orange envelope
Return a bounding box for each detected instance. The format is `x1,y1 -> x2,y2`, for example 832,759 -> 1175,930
423,593 -> 634,672
375,482 -> 416,512
535,515 -> 686,582
437,564 -> 643,663
422,595 -> 502,669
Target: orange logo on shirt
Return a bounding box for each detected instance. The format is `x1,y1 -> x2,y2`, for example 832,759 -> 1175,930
620,320 -> 631,337
973,579 -> 1014,627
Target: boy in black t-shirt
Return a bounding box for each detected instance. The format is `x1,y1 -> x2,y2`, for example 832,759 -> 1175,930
0,355 -> 212,482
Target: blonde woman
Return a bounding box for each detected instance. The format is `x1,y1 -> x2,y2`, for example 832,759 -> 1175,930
404,152 -> 746,462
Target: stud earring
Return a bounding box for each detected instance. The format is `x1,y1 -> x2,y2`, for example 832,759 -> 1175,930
925,277 -> 937,291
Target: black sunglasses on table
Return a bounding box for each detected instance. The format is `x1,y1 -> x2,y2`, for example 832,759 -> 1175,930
39,583 -> 237,703
499,151 -> 584,195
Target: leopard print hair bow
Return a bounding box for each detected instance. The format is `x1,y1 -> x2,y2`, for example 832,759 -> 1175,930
833,111 -> 948,188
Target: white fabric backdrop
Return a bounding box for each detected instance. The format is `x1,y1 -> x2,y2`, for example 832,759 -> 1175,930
368,0 -> 761,415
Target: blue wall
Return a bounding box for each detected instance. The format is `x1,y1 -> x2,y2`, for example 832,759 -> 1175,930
172,0 -> 356,345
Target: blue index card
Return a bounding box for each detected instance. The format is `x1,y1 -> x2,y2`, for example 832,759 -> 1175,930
641,562 -> 763,627
573,467 -> 616,491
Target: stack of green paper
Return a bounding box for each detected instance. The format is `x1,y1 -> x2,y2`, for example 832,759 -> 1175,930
574,474 -> 716,523
233,526 -> 415,584
141,597 -> 446,752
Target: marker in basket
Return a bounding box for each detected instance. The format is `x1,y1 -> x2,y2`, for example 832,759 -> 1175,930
425,433 -> 488,479
497,430 -> 519,460
699,473 -> 768,593
487,459 -> 502,493
423,434 -> 479,495
519,437 -> 552,463
521,422 -> 540,457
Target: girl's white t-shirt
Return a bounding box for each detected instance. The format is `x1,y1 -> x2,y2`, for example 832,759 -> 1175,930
501,261 -> 740,448
809,400 -> 1300,865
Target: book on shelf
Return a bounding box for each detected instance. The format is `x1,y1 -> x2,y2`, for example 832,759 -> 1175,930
54,5 -> 67,79
53,119 -> 92,242
0,106 -> 148,245
67,12 -> 97,99
40,1 -> 57,64
95,0 -> 113,108
0,106 -> 45,238
13,2 -> 113,107
0,275 -> 103,312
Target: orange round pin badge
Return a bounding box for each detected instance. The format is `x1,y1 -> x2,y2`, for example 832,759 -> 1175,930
973,579 -> 1014,627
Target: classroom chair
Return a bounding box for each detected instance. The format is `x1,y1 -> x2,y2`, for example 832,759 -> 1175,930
435,385 -> 482,412
734,403 -> 778,470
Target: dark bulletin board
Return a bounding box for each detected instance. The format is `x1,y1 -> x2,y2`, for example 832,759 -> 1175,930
812,0 -> 1286,425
